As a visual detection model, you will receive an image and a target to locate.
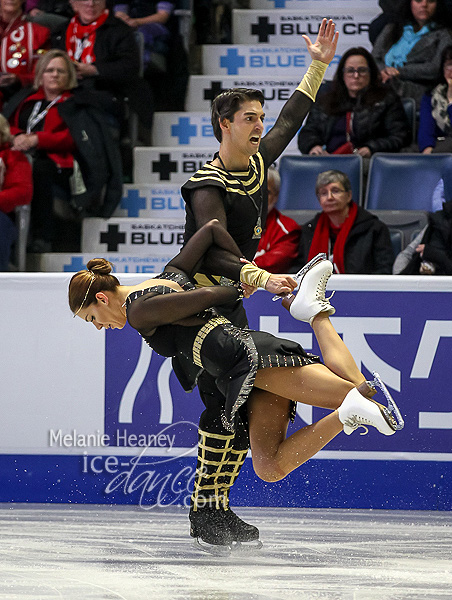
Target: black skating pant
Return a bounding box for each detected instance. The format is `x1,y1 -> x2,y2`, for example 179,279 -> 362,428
191,370 -> 249,511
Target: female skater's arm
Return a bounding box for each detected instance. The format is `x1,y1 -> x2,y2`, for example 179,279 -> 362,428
127,220 -> 244,334
166,218 -> 243,277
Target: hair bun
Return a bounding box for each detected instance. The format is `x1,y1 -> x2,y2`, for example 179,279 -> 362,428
86,258 -> 113,275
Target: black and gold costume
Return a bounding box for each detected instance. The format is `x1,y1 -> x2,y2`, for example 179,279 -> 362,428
180,89 -> 316,516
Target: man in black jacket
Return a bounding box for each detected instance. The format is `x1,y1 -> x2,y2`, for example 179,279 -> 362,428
51,0 -> 152,127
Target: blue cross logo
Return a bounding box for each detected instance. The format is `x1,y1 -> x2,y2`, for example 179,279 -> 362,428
273,0 -> 287,7
171,117 -> 197,144
121,188 -> 147,217
63,256 -> 85,272
220,48 -> 245,75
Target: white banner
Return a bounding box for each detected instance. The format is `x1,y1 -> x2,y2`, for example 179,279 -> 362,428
81,218 -> 185,255
31,253 -> 173,273
133,147 -> 216,184
202,44 -> 340,77
112,184 -> 186,220
250,0 -> 379,10
186,75 -> 302,112
152,111 -> 299,151
232,9 -> 377,51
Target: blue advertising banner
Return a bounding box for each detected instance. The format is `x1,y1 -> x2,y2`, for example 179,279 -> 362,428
0,274 -> 451,509
103,286 -> 451,457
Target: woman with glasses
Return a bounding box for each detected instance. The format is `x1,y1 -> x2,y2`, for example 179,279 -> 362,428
289,170 -> 395,275
418,44 -> 452,152
297,47 -> 410,159
372,0 -> 452,109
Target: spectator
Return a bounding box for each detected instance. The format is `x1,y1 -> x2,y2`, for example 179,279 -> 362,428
0,0 -> 50,103
298,47 -> 410,160
393,198 -> 452,274
51,0 -> 152,128
7,49 -> 77,252
254,166 -> 301,273
369,0 -> 452,44
289,170 -> 394,275
0,113 -> 33,270
114,1 -> 173,72
372,0 -> 452,109
26,0 -> 73,33
418,44 -> 452,152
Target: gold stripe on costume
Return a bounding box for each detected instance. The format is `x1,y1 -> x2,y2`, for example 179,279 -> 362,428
198,429 -> 235,441
192,316 -> 230,367
193,273 -> 221,288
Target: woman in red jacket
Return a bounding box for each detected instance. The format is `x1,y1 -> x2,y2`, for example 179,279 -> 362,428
0,113 -> 32,270
9,48 -> 77,252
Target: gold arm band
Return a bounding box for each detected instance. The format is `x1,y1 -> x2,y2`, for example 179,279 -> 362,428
240,263 -> 271,289
296,59 -> 328,102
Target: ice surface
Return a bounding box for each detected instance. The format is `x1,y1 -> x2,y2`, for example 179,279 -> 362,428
1,504 -> 451,599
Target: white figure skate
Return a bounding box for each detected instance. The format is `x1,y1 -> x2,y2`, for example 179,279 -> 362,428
287,254 -> 336,324
338,386 -> 402,436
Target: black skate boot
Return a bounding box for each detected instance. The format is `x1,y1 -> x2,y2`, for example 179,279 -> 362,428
189,506 -> 233,555
190,425 -> 262,553
222,508 -> 262,550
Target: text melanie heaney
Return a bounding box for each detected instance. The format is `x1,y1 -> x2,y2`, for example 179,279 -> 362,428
48,429 -> 177,449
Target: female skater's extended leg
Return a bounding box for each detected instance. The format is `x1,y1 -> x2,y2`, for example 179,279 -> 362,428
253,363 -> 398,437
247,388 -> 343,482
311,312 -> 365,387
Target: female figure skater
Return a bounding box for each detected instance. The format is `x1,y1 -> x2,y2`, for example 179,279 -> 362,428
68,219 -> 403,547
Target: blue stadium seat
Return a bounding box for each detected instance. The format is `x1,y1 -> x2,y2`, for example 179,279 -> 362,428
365,153 -> 452,210
278,154 -> 363,210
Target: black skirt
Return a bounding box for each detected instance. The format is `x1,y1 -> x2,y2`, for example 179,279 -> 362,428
200,322 -> 320,432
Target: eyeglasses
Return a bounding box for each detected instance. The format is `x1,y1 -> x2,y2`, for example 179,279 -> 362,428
318,186 -> 347,198
343,67 -> 370,77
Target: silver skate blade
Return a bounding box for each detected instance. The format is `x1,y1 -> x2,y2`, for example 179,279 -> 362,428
231,539 -> 263,554
271,253 -> 327,302
193,538 -> 232,556
371,371 -> 405,430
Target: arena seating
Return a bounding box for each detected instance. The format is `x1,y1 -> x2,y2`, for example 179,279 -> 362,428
278,154 -> 363,210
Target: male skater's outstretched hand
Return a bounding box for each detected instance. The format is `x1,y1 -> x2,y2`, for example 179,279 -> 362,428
303,18 -> 339,65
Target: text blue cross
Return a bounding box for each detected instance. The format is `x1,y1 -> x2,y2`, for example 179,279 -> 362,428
121,188 -> 147,217
63,256 -> 86,272
220,48 -> 245,75
171,117 -> 197,144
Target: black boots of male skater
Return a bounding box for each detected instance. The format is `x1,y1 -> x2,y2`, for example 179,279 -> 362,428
189,505 -> 260,547
189,425 -> 261,549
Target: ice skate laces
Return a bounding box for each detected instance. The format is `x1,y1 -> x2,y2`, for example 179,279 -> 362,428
272,253 -> 328,302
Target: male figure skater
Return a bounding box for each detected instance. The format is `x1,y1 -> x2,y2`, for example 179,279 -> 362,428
180,19 -> 339,551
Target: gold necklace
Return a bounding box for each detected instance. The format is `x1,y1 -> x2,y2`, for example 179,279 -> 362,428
217,154 -> 263,239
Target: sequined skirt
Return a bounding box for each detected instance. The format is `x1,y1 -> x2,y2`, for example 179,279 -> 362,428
197,321 -> 320,432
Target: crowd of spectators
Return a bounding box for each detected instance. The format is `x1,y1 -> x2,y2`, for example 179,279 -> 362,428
0,0 -> 452,272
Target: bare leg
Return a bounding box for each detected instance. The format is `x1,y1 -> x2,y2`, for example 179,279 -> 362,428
311,313 -> 365,386
247,388 -> 342,482
253,362 -> 354,410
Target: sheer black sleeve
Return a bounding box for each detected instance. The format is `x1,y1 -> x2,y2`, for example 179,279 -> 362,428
260,90 -> 313,164
189,188 -> 246,280
166,219 -> 243,277
127,220 -> 245,335
127,285 -> 241,335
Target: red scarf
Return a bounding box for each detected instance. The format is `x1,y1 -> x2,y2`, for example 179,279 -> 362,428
308,201 -> 358,274
65,10 -> 109,64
